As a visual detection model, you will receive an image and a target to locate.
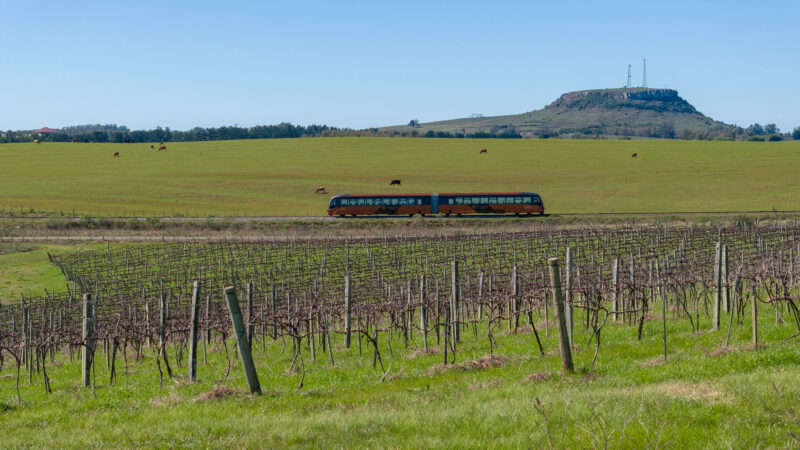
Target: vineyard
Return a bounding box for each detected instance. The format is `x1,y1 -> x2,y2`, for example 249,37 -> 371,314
2,221 -> 800,401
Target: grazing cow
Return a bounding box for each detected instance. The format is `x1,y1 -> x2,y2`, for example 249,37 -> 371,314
480,148 -> 487,154
150,145 -> 155,149
631,153 -> 638,158
314,186 -> 327,194
33,139 -> 40,144
72,138 -> 79,143
390,179 -> 401,186
113,152 -> 120,157
158,145 -> 167,151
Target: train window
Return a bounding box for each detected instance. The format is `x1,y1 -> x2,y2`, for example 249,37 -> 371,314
417,199 -> 422,205
488,197 -> 496,204
365,198 -> 372,206
523,196 -> 532,203
463,197 -> 471,205
399,198 -> 407,205
532,196 -> 540,204
514,196 -> 522,204
448,198 -> 454,205
390,198 -> 398,205
455,197 -> 463,204
408,198 -> 415,205
478,197 -> 487,204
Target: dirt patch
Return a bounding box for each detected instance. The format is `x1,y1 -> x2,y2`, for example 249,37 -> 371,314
193,386 -> 247,403
467,378 -> 503,391
656,382 -> 726,402
526,372 -> 552,383
408,348 -> 441,359
639,356 -> 666,367
425,354 -> 508,376
462,354 -> 508,370
149,391 -> 181,407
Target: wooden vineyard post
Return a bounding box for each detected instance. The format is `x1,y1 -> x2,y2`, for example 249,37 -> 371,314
451,260 -> 460,344
661,280 -> 667,361
713,241 -> 722,331
721,245 -> 729,314
271,285 -> 278,340
223,286 -> 262,395
548,258 -> 573,372
344,273 -> 352,348
246,282 -> 254,350
81,293 -> 95,387
159,292 -> 171,371
187,281 -> 201,382
612,258 -> 620,322
565,247 -> 574,348
420,274 -> 428,353
752,290 -> 758,347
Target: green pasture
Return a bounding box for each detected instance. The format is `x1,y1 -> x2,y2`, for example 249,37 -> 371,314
2,305 -> 800,447
0,244 -> 96,302
1,138 -> 799,216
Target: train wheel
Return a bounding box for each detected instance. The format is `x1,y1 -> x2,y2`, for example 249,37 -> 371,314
526,213 -> 532,216
457,213 -> 462,217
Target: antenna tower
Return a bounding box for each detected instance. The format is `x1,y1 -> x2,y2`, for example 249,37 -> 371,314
641,58 -> 647,88
626,64 -> 632,88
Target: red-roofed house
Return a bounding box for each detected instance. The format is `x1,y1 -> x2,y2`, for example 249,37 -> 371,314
35,127 -> 61,134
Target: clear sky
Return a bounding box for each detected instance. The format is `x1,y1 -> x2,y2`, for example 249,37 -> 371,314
2,0 -> 798,132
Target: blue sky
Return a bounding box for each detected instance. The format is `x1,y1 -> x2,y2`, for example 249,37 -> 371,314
2,0 -> 798,132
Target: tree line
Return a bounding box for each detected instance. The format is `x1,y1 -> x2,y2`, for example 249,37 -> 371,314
1,122 -> 796,143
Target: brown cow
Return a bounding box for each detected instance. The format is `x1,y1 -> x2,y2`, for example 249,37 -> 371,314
33,139 -> 40,144
390,179 -> 401,186
113,152 -> 120,157
314,186 -> 327,194
150,145 -> 155,149
480,148 -> 487,154
158,145 -> 167,151
631,153 -> 638,158
72,138 -> 79,143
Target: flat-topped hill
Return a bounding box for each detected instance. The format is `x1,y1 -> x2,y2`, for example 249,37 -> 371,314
384,88 -> 737,139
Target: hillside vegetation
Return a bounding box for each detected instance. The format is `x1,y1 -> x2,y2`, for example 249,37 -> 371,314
1,138 -> 799,217
384,88 -> 741,139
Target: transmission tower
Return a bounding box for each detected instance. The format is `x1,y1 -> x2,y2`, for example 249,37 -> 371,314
641,58 -> 647,88
626,64 -> 632,88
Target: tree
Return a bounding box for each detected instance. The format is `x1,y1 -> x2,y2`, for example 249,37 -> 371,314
748,123 -> 764,135
764,123 -> 779,134
792,127 -> 800,140
408,119 -> 419,127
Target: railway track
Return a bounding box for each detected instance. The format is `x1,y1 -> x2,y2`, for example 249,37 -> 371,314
2,209 -> 800,221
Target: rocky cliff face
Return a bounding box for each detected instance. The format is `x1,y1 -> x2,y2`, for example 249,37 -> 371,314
550,88 -> 698,114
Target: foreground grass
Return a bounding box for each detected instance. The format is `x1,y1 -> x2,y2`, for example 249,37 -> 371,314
2,309 -> 800,447
1,138 -> 799,216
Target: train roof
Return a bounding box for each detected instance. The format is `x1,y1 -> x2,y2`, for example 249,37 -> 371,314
330,192 -> 539,198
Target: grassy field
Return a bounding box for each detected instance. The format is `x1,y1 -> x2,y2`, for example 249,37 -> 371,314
2,310 -> 799,447
0,243 -> 99,302
1,138 -> 799,217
